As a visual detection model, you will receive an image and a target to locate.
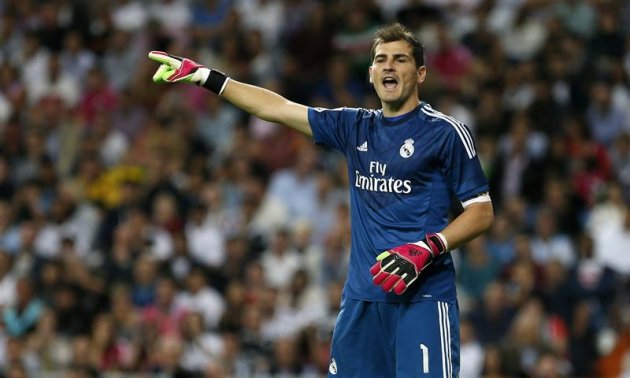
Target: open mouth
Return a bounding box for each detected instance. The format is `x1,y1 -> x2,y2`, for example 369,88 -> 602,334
382,76 -> 398,89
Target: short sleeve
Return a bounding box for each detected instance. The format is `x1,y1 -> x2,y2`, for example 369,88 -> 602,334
438,122 -> 489,203
307,107 -> 361,153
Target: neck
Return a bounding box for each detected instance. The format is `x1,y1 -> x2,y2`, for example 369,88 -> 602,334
382,98 -> 421,117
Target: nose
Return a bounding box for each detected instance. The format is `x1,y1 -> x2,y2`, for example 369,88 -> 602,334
383,59 -> 395,71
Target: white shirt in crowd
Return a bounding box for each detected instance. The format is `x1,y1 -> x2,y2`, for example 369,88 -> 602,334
261,249 -> 302,290
186,221 -> 225,268
179,333 -> 225,372
175,288 -> 226,330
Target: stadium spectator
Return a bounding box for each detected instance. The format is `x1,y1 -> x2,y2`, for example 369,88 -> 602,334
2,278 -> 44,337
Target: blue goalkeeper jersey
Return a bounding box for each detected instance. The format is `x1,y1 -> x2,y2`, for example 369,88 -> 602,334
308,102 -> 489,302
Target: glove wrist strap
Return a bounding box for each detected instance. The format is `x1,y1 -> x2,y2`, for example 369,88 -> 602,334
201,69 -> 229,95
425,233 -> 448,255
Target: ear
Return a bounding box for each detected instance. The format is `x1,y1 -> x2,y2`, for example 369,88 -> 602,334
368,66 -> 373,83
417,66 -> 427,85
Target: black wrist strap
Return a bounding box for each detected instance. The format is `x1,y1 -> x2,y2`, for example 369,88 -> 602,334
201,69 -> 229,95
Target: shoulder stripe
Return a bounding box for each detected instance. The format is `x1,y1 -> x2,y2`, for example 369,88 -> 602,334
422,107 -> 476,159
426,107 -> 476,158
422,107 -> 476,158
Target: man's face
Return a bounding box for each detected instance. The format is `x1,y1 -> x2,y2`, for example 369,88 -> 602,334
369,40 -> 425,109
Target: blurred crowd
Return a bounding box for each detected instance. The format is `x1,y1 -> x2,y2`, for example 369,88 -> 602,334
0,0 -> 630,377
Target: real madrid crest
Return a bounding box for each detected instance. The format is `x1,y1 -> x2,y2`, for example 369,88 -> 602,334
329,358 -> 337,375
400,138 -> 415,158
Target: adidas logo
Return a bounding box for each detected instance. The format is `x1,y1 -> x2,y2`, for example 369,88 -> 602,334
357,141 -> 368,151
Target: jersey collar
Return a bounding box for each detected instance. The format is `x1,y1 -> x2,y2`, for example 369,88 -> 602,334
379,102 -> 424,126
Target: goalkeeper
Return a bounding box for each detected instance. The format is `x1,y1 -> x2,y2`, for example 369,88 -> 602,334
149,23 -> 493,377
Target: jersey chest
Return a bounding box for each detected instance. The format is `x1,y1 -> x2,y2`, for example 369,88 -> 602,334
347,123 -> 440,182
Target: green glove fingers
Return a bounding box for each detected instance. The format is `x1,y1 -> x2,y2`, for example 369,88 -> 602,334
148,51 -> 183,69
149,51 -> 185,83
376,251 -> 391,261
152,64 -> 174,83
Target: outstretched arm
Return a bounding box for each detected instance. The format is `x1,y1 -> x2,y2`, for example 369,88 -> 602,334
220,80 -> 312,136
148,51 -> 312,136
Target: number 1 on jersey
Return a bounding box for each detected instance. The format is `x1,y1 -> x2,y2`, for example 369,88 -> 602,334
419,343 -> 429,373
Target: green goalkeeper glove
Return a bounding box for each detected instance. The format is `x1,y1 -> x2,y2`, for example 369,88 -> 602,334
148,51 -> 229,94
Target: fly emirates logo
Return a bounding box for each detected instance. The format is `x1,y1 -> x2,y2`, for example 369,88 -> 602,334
354,161 -> 412,194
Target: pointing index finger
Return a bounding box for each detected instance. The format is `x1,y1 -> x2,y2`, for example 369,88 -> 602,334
148,51 -> 182,68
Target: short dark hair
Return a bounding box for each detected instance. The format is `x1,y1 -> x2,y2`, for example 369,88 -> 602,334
370,23 -> 424,67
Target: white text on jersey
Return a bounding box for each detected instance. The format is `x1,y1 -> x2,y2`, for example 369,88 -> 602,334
369,161 -> 387,176
356,161 -> 411,194
354,171 -> 412,194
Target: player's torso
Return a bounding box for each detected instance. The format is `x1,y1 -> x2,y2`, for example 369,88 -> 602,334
346,108 -> 450,245
342,108 -> 456,302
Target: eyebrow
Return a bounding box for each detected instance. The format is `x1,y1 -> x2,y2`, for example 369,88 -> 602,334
374,53 -> 411,60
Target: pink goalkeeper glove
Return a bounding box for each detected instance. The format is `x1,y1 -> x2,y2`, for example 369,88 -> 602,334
370,233 -> 447,295
148,51 -> 229,94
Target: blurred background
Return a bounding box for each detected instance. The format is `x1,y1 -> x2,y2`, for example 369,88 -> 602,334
0,0 -> 629,377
